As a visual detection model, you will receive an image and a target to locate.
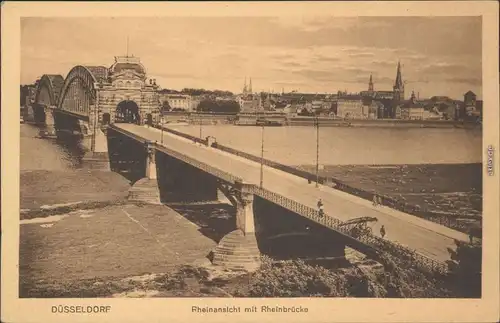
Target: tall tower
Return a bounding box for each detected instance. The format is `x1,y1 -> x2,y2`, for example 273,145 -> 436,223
368,74 -> 374,92
243,77 -> 248,94
249,78 -> 253,93
393,61 -> 405,102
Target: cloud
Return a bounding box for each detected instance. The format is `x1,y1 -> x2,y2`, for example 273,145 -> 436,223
270,53 -> 297,60
270,16 -> 358,32
370,60 -> 397,68
21,17 -> 482,98
416,62 -> 477,77
446,77 -> 482,85
315,56 -> 341,63
348,52 -> 376,58
281,61 -> 305,68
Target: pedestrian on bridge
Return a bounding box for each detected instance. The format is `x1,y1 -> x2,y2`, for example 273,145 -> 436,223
380,225 -> 386,239
317,199 -> 324,217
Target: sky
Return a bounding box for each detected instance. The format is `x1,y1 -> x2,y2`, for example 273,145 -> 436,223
21,16 -> 482,100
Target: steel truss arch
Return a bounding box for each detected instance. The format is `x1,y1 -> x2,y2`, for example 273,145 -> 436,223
57,65 -> 104,116
34,74 -> 64,107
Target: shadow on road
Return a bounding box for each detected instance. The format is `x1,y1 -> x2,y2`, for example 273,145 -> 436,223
168,203 -> 235,243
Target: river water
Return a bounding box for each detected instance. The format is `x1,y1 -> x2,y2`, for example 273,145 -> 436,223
20,124 -> 83,171
21,122 -> 482,171
169,125 -> 482,165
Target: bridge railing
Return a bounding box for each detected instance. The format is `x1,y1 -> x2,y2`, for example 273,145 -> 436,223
157,124 -> 478,236
155,143 -> 242,184
110,125 -> 242,184
250,185 -> 449,275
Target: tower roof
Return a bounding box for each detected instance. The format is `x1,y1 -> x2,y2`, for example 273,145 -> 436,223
394,61 -> 403,88
109,56 -> 146,76
368,73 -> 374,91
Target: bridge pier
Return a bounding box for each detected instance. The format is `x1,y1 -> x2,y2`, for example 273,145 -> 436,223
77,120 -> 93,151
77,120 -> 90,137
38,107 -> 57,138
213,182 -> 261,272
81,126 -> 111,171
128,141 -> 161,204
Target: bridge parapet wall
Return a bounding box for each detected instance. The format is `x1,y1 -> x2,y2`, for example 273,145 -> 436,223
154,142 -> 242,184
249,185 -> 448,275
156,125 -> 473,234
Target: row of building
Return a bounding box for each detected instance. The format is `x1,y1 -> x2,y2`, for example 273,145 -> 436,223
24,54 -> 482,122
234,62 -> 482,121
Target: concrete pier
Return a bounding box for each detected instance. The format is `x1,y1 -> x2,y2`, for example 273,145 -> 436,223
128,141 -> 161,204
81,126 -> 111,171
213,183 -> 261,272
38,107 -> 57,138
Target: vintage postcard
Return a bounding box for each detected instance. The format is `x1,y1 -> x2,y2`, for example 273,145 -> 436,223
1,1 -> 499,323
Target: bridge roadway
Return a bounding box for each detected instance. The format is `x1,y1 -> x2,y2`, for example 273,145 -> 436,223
114,123 -> 469,263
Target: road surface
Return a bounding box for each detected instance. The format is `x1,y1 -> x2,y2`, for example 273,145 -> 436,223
115,123 -> 469,262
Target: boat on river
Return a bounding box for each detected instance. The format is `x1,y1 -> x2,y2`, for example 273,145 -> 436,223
256,118 -> 284,127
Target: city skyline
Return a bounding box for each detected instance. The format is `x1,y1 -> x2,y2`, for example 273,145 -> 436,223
21,16 -> 482,99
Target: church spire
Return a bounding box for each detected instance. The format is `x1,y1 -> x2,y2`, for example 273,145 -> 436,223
394,61 -> 403,89
393,61 -> 405,101
368,74 -> 374,92
249,77 -> 253,93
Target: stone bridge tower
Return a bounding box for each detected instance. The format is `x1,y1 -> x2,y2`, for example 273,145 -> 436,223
95,56 -> 161,126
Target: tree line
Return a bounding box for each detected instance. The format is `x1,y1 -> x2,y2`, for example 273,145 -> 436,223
159,88 -> 234,97
162,99 -> 241,114
20,85 -> 31,106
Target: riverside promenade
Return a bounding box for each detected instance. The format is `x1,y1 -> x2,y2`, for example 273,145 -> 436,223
115,124 -> 470,263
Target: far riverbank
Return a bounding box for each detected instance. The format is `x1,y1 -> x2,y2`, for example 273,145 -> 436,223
286,118 -> 481,128
161,112 -> 482,129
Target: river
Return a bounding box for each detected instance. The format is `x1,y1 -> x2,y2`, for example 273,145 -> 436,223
168,125 -> 482,165
21,122 -> 482,169
20,123 -> 83,171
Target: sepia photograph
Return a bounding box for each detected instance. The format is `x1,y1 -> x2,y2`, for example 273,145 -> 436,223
2,2 -> 499,323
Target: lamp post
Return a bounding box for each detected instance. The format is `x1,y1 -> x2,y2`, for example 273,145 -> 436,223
260,119 -> 265,188
160,116 -> 164,144
315,114 -> 319,188
199,111 -> 203,141
91,97 -> 98,153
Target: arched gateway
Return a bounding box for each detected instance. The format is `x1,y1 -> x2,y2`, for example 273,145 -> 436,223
32,55 -> 161,129
116,100 -> 140,124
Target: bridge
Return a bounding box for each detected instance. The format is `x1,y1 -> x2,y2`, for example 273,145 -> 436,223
30,56 -> 161,168
26,58 -> 469,273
